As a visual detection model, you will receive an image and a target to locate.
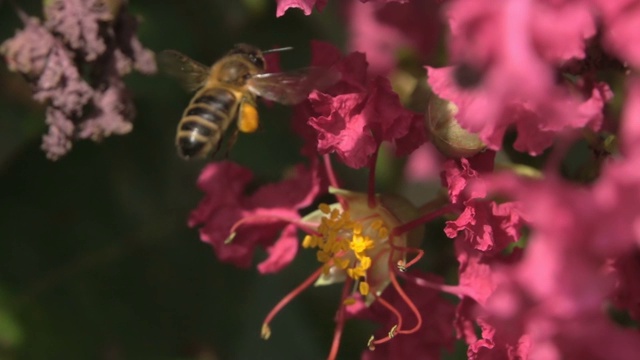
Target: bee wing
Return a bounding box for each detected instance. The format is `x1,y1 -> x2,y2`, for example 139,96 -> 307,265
247,67 -> 341,105
158,50 -> 210,92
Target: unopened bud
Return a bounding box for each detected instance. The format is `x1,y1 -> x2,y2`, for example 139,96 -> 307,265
426,93 -> 485,158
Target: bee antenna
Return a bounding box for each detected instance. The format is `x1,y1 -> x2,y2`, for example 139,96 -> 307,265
262,46 -> 294,54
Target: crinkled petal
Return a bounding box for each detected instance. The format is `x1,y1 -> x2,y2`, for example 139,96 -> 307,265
189,161 -> 321,271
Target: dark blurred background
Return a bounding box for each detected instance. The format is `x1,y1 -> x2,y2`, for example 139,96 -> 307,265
0,1 -> 463,359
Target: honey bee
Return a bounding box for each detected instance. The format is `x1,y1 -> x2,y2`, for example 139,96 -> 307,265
160,43 -> 340,159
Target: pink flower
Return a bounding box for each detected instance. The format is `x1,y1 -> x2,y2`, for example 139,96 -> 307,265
403,143 -> 441,182
431,0 -> 615,155
347,0 -> 442,75
611,253 -> 640,323
301,41 -> 426,168
460,165 -> 640,358
257,185 -> 446,360
427,66 -> 612,155
594,0 -> 640,68
44,0 -> 110,61
620,77 -> 640,157
441,152 -> 524,253
0,3 -> 155,160
446,0 -> 595,70
275,0 -> 327,17
77,80 -> 135,141
188,161 -> 321,273
0,17 -> 54,77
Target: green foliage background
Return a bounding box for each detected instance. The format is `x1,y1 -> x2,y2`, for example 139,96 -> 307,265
0,1 -> 465,359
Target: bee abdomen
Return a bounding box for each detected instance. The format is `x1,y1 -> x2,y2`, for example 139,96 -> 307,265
176,88 -> 238,159
177,137 -> 207,159
193,88 -> 237,113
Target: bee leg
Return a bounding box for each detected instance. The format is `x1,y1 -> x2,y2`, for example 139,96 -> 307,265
224,129 -> 239,159
237,97 -> 260,134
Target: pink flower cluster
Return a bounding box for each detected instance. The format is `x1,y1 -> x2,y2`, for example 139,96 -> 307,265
1,0 -> 156,160
191,0 -> 640,359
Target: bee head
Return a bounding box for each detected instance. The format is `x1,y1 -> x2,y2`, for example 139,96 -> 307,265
228,43 -> 266,70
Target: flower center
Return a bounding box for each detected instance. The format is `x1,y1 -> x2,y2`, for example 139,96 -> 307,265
302,203 -> 390,296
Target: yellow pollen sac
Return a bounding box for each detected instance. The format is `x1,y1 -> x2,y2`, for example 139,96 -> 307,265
319,203 -> 331,214
305,203 -> 390,292
343,297 -> 356,305
359,281 -> 370,296
303,234 -> 320,248
370,219 -> 383,230
359,256 -> 372,270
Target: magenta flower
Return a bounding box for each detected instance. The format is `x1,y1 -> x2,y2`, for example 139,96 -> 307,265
1,2 -> 156,160
426,0 -> 624,155
275,0 -> 327,17
347,0 -> 442,75
188,160 -> 322,273
180,1 -> 640,359
441,152 -> 524,253
298,41 -> 426,169
594,0 -> 640,68
427,66 -> 612,155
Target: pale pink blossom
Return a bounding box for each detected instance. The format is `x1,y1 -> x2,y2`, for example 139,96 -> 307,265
0,2 -> 155,160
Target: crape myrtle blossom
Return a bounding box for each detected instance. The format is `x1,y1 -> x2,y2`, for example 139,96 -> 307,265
295,41 -> 426,169
453,82 -> 640,358
189,151 -> 460,359
347,0 -> 442,75
430,0 -> 619,155
426,66 -> 612,156
194,0 -> 640,359
594,0 -> 640,69
464,170 -> 640,359
441,151 -> 524,254
188,160 -> 322,273
0,0 -> 156,160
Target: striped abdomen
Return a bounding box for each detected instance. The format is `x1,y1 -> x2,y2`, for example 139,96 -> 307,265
176,87 -> 238,159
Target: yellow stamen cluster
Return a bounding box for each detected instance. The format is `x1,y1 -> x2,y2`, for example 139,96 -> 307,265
302,203 -> 389,296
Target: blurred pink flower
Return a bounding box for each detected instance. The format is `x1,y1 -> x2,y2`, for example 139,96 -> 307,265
620,77 -> 640,157
611,253 -> 640,322
275,0 -> 327,17
594,0 -> 640,68
347,0 -> 442,75
427,66 -> 612,155
188,161 -> 322,273
463,164 -> 640,358
78,80 -> 135,141
446,0 -> 595,71
403,143 -> 441,182
0,2 -> 156,160
44,0 -> 110,61
431,0 -> 618,155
